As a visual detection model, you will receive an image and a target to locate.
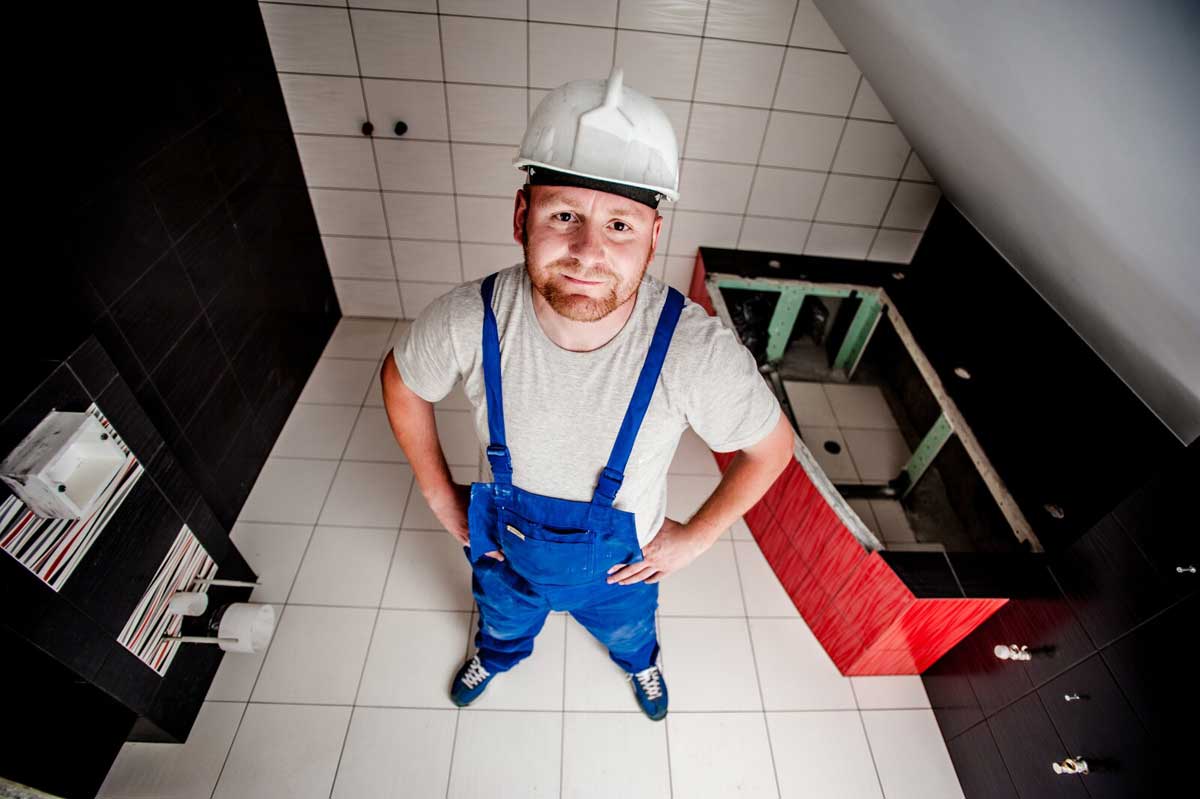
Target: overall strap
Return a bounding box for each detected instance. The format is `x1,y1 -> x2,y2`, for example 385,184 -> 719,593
592,287 -> 686,507
479,274 -> 513,488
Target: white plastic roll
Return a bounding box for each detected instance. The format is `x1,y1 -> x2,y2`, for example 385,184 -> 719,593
216,603 -> 276,654
168,591 -> 209,617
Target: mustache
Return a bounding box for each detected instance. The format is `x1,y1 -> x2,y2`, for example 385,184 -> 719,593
550,258 -> 615,282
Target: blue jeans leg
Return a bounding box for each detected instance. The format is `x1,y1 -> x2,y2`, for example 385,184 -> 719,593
569,580 -> 660,674
468,551 -> 551,674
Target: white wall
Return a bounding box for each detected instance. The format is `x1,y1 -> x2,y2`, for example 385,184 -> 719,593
258,0 -> 941,320
815,0 -> 1200,444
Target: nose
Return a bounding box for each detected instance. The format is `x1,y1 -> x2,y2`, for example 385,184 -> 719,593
568,220 -> 606,268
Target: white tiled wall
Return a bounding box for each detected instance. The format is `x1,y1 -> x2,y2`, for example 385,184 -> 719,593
260,0 -> 941,317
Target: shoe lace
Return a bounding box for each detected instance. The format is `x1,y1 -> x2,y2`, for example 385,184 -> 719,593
632,665 -> 663,700
461,655 -> 490,689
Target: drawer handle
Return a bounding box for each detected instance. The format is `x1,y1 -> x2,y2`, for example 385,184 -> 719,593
994,644 -> 1032,661
1178,565 -> 1196,574
1052,757 -> 1089,775
1064,692 -> 1081,702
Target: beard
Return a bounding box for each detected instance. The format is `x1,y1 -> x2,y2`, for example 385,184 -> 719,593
523,235 -> 652,323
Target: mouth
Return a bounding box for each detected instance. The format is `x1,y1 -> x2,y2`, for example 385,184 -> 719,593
561,274 -> 604,286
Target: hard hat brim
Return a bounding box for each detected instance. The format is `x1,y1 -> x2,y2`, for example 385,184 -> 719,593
513,157 -> 680,204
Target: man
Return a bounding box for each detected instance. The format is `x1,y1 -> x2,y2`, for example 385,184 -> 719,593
380,68 -> 793,721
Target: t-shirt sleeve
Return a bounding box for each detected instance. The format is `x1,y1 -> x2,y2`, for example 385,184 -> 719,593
680,306 -> 782,453
391,287 -> 465,403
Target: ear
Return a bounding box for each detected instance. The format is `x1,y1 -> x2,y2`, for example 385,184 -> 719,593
648,213 -> 664,260
513,186 -> 530,245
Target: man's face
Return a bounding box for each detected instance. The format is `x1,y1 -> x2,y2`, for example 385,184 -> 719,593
514,184 -> 662,322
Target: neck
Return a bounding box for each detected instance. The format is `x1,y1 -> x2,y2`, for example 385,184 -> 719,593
530,283 -> 638,352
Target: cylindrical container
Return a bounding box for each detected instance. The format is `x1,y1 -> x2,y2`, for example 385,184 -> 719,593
213,603 -> 276,653
168,591 -> 209,617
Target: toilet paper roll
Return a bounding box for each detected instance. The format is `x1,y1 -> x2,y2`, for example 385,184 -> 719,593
168,591 -> 209,617
216,603 -> 276,653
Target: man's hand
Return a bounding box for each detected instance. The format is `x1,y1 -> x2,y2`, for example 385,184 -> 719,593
428,482 -> 504,561
605,517 -> 707,585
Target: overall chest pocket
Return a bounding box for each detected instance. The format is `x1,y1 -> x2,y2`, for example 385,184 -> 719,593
498,508 -> 596,586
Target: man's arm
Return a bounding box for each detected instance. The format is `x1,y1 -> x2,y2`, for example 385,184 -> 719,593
607,410 -> 795,585
380,350 -> 467,540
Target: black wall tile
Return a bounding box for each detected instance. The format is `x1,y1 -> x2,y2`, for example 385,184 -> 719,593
185,368 -> 252,468
945,722 -> 1018,799
151,316 -> 229,428
111,251 -> 204,373
1050,514 -> 1174,649
139,127 -> 224,243
176,203 -> 249,309
988,693 -> 1087,799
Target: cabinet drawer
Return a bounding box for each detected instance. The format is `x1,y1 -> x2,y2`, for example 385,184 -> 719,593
1038,654 -> 1153,798
988,693 -> 1086,799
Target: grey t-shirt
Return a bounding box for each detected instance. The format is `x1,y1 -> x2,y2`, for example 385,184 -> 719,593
393,264 -> 781,546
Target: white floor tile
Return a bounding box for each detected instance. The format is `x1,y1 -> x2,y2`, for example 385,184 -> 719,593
400,464 -> 477,529
658,617 -> 762,711
229,522 -> 313,603
331,707 -> 457,799
785,380 -> 839,427
298,358 -> 376,405
436,409 -> 482,466
748,617 -> 857,710
562,713 -> 671,799
766,711 -> 883,799
669,427 -> 720,475
466,613 -> 564,711
270,403 -> 359,459
364,366 -> 385,407
870,499 -> 917,543
843,428 -> 911,483
666,473 -> 722,521
667,712 -> 779,798
99,701 -> 244,799
562,614 -> 643,712
799,426 -> 861,483
861,709 -> 965,799
318,460 -> 414,527
730,515 -> 753,540
851,675 -> 932,709
735,540 -> 798,617
823,383 -> 899,429
356,609 -> 472,708
343,406 -> 407,462
239,458 -> 339,524
322,317 -> 396,360
382,529 -> 474,610
659,538 -> 745,617
212,704 -> 351,799
205,644 -> 268,702
288,525 -> 398,606
251,605 -> 377,704
446,710 -> 562,799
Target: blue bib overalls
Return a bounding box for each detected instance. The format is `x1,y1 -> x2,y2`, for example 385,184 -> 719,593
462,272 -> 686,676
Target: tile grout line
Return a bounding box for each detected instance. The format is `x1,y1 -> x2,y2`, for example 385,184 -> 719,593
847,680 -> 890,798
800,72 -> 864,256
734,0 -> 802,252
866,147 -> 915,259
727,534 -> 783,798
324,320 -> 403,797
435,6 -> 467,289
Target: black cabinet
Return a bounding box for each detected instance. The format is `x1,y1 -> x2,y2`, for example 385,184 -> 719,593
1038,654 -> 1154,798
988,693 -> 1087,799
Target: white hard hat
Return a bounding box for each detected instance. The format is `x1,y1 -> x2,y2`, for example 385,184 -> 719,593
514,67 -> 680,208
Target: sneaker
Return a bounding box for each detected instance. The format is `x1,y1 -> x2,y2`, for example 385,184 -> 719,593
450,654 -> 494,707
627,663 -> 668,721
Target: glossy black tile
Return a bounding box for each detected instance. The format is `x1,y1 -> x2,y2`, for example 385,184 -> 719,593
151,316 -> 229,428
988,693 -> 1086,799
1050,514 -> 1174,649
65,335 -> 120,399
175,202 -> 249,309
185,368 -> 252,469
945,722 -> 1018,799
138,126 -> 224,243
880,550 -> 963,597
110,251 -> 204,374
